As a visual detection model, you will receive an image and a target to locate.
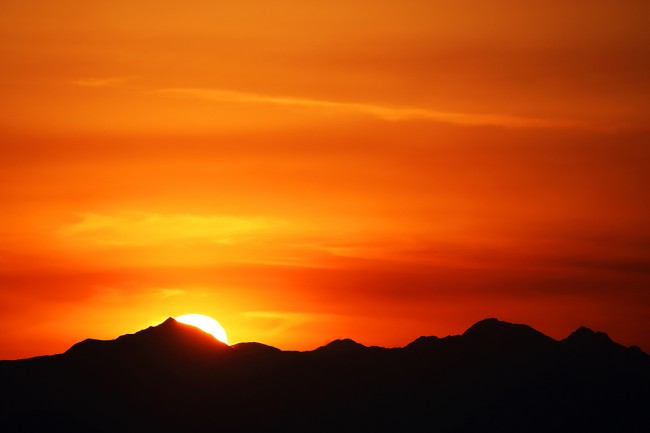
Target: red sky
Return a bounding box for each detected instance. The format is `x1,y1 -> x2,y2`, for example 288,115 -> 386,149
1,1 -> 649,359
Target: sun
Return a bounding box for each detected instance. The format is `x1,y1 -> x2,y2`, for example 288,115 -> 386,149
175,314 -> 229,345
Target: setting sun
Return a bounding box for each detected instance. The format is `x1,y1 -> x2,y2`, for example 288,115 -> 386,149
176,314 -> 229,345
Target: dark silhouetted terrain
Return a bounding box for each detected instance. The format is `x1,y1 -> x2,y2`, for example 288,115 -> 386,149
1,318 -> 649,432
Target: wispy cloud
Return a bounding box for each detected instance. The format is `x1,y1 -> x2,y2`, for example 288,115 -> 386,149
58,211 -> 287,247
92,287 -> 187,303
73,76 -> 136,88
158,288 -> 186,299
243,311 -> 326,335
158,87 -> 581,129
72,79 -> 586,128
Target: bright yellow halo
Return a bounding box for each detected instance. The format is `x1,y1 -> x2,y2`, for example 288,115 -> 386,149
175,314 -> 229,345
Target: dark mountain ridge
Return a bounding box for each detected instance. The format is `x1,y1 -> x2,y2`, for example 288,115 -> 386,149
65,317 -> 231,359
1,318 -> 649,433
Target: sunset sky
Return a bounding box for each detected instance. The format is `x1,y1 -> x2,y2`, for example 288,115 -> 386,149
1,1 -> 649,359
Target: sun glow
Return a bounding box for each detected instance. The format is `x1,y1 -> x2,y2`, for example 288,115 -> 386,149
175,314 -> 229,345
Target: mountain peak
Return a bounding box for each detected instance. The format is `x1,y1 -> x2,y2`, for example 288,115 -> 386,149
462,318 -> 557,350
316,338 -> 365,353
463,318 -> 543,335
161,317 -> 178,326
232,342 -> 281,355
563,326 -> 613,347
405,335 -> 443,351
464,317 -> 502,332
65,317 -> 230,360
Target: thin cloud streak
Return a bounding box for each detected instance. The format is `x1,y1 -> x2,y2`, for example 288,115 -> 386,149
158,87 -> 584,129
58,211 -> 287,247
243,311 -> 331,337
74,77 -> 136,88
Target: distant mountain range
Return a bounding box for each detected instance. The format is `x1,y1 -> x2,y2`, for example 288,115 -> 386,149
1,318 -> 649,432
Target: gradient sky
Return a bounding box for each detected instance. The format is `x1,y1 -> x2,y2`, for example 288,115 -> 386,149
1,1 -> 649,359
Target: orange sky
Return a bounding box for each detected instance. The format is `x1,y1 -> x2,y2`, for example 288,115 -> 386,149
1,1 -> 649,359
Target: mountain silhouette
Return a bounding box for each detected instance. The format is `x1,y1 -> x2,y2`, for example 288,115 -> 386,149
314,338 -> 367,354
231,341 -> 281,355
66,317 -> 231,360
462,317 -> 556,344
1,318 -> 649,433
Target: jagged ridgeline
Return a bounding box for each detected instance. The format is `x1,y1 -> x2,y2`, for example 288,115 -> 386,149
1,318 -> 649,433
